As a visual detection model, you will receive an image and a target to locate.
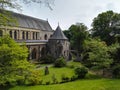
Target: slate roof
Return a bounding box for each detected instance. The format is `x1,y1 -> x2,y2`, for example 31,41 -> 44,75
0,9 -> 53,31
50,26 -> 68,40
11,12 -> 52,31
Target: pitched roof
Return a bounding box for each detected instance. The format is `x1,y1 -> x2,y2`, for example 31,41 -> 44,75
50,26 -> 68,40
0,9 -> 53,31
12,12 -> 53,31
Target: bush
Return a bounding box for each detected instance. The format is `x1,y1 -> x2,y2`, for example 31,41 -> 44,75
25,70 -> 41,85
54,57 -> 66,67
61,74 -> 70,83
70,75 -> 77,81
112,65 -> 120,78
40,55 -> 55,64
75,66 -> 88,79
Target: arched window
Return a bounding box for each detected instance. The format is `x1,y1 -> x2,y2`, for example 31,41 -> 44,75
22,31 -> 25,39
9,31 -> 12,38
14,31 -> 17,39
44,34 -> 47,40
33,32 -> 35,40
0,30 -> 3,37
32,48 -> 37,60
26,32 -> 28,40
36,32 -> 38,40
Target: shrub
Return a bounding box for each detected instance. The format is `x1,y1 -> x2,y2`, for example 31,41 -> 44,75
40,55 -> 55,64
54,57 -> 66,67
46,81 -> 50,85
112,65 -> 120,78
61,74 -> 70,83
70,75 -> 77,81
75,66 -> 88,79
25,70 -> 41,85
52,74 -> 58,84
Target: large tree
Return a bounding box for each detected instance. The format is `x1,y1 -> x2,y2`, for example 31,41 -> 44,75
91,10 -> 120,45
0,36 -> 34,86
82,39 -> 113,72
64,23 -> 89,53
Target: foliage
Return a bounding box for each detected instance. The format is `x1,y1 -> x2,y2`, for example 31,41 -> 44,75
82,39 -> 113,70
91,10 -> 120,45
25,70 -> 41,85
65,23 -> 89,53
61,74 -> 70,83
108,44 -> 120,77
112,65 -> 120,78
40,55 -> 55,64
54,57 -> 67,67
0,36 -> 34,86
74,66 -> 88,79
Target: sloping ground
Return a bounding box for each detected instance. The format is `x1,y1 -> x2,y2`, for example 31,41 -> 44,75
9,79 -> 120,90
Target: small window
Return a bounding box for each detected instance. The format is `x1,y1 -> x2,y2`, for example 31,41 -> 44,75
44,34 -> 47,40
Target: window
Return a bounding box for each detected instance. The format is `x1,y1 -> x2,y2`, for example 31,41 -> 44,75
44,34 -> 47,40
14,31 -> 17,39
9,31 -> 12,38
26,32 -> 28,40
22,31 -> 25,39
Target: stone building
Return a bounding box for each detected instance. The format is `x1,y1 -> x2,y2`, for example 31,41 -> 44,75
0,11 -> 70,61
48,26 -> 70,60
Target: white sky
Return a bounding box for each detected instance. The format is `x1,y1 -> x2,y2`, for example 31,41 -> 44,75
17,0 -> 120,30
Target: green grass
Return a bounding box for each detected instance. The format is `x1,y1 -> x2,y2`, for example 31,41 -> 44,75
9,79 -> 120,90
39,67 -> 75,84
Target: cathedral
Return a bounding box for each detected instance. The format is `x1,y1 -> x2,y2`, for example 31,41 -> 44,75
0,11 -> 70,61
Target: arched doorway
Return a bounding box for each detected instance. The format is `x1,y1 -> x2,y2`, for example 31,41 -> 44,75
32,48 -> 37,60
41,47 -> 46,57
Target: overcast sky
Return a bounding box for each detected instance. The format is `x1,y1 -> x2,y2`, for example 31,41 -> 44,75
18,0 -> 120,30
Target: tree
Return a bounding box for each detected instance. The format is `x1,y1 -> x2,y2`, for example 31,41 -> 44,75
0,35 -> 34,86
68,23 -> 89,53
91,10 -> 120,45
82,39 -> 113,71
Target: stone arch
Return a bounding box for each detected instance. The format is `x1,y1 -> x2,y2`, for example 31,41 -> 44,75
9,31 -> 12,38
41,47 -> 46,57
22,31 -> 25,39
14,31 -> 17,39
31,48 -> 37,60
44,34 -> 47,40
0,30 -> 3,37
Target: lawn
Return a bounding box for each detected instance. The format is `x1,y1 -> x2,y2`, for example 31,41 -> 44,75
4,62 -> 120,90
39,67 -> 75,84
9,79 -> 120,90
